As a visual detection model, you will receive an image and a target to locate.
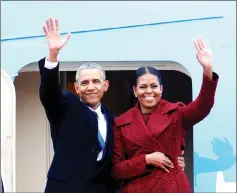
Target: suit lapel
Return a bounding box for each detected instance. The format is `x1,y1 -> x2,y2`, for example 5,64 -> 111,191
119,107 -> 155,149
147,99 -> 179,137
82,103 -> 101,150
101,105 -> 114,159
147,110 -> 172,137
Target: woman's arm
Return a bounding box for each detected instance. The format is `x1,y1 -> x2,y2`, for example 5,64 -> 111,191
111,127 -> 149,181
181,72 -> 218,128
181,36 -> 219,128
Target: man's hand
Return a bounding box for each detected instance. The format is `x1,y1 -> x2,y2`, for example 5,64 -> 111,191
43,18 -> 71,62
178,150 -> 185,171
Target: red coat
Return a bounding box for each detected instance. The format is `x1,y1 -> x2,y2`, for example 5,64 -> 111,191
112,73 -> 219,193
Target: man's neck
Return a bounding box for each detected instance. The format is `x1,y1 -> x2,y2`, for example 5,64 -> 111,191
79,98 -> 101,111
88,103 -> 101,112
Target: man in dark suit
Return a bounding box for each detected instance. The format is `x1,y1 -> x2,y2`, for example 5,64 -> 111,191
39,18 -> 115,193
39,18 -> 186,193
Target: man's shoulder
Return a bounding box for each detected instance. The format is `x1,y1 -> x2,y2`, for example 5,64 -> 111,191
101,104 -> 116,120
62,90 -> 83,105
62,90 -> 76,98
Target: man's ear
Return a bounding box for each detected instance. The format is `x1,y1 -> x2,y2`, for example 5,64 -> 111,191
104,80 -> 109,92
74,82 -> 80,95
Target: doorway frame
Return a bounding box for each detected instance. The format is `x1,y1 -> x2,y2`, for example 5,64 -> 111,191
1,69 -> 16,192
20,60 -> 193,190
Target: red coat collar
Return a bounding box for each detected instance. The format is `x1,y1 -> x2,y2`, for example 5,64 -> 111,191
115,99 -> 184,127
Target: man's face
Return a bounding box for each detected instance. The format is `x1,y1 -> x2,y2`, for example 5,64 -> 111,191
74,69 -> 109,109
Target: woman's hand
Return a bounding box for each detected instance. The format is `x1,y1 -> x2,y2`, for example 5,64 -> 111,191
146,152 -> 174,173
194,36 -> 213,80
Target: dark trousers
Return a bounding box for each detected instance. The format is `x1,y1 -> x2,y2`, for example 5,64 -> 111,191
45,160 -> 108,193
45,177 -> 107,193
85,159 -> 108,193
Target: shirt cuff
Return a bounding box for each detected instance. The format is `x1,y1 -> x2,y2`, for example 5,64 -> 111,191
44,57 -> 59,69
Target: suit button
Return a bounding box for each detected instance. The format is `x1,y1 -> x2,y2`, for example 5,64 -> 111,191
87,175 -> 92,180
92,147 -> 98,153
153,137 -> 156,141
92,147 -> 100,153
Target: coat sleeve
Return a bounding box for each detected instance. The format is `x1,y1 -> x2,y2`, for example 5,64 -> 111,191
111,126 -> 151,181
181,72 -> 219,128
38,57 -> 67,127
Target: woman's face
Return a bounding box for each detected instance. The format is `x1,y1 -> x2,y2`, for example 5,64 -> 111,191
133,73 -> 163,113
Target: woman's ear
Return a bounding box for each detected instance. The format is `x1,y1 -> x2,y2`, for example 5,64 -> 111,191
133,86 -> 137,97
160,85 -> 163,96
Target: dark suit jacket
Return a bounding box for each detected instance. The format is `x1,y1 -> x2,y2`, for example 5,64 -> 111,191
111,73 -> 219,193
38,58 -> 115,193
0,177 -> 4,193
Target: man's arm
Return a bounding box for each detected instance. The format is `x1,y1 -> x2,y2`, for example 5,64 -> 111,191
39,57 -> 65,126
39,18 -> 70,126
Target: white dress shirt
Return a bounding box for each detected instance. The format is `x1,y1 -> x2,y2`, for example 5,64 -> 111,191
88,105 -> 107,161
44,58 -> 58,69
44,58 -> 107,161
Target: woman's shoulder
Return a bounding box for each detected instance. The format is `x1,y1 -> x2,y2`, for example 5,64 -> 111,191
158,99 -> 186,114
114,107 -> 136,127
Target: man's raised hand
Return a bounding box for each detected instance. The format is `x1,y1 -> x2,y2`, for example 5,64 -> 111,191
43,18 -> 70,62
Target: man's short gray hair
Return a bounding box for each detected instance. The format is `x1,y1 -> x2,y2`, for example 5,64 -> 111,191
75,62 -> 106,83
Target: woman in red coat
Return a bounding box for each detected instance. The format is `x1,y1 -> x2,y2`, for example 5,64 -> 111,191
111,37 -> 219,193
